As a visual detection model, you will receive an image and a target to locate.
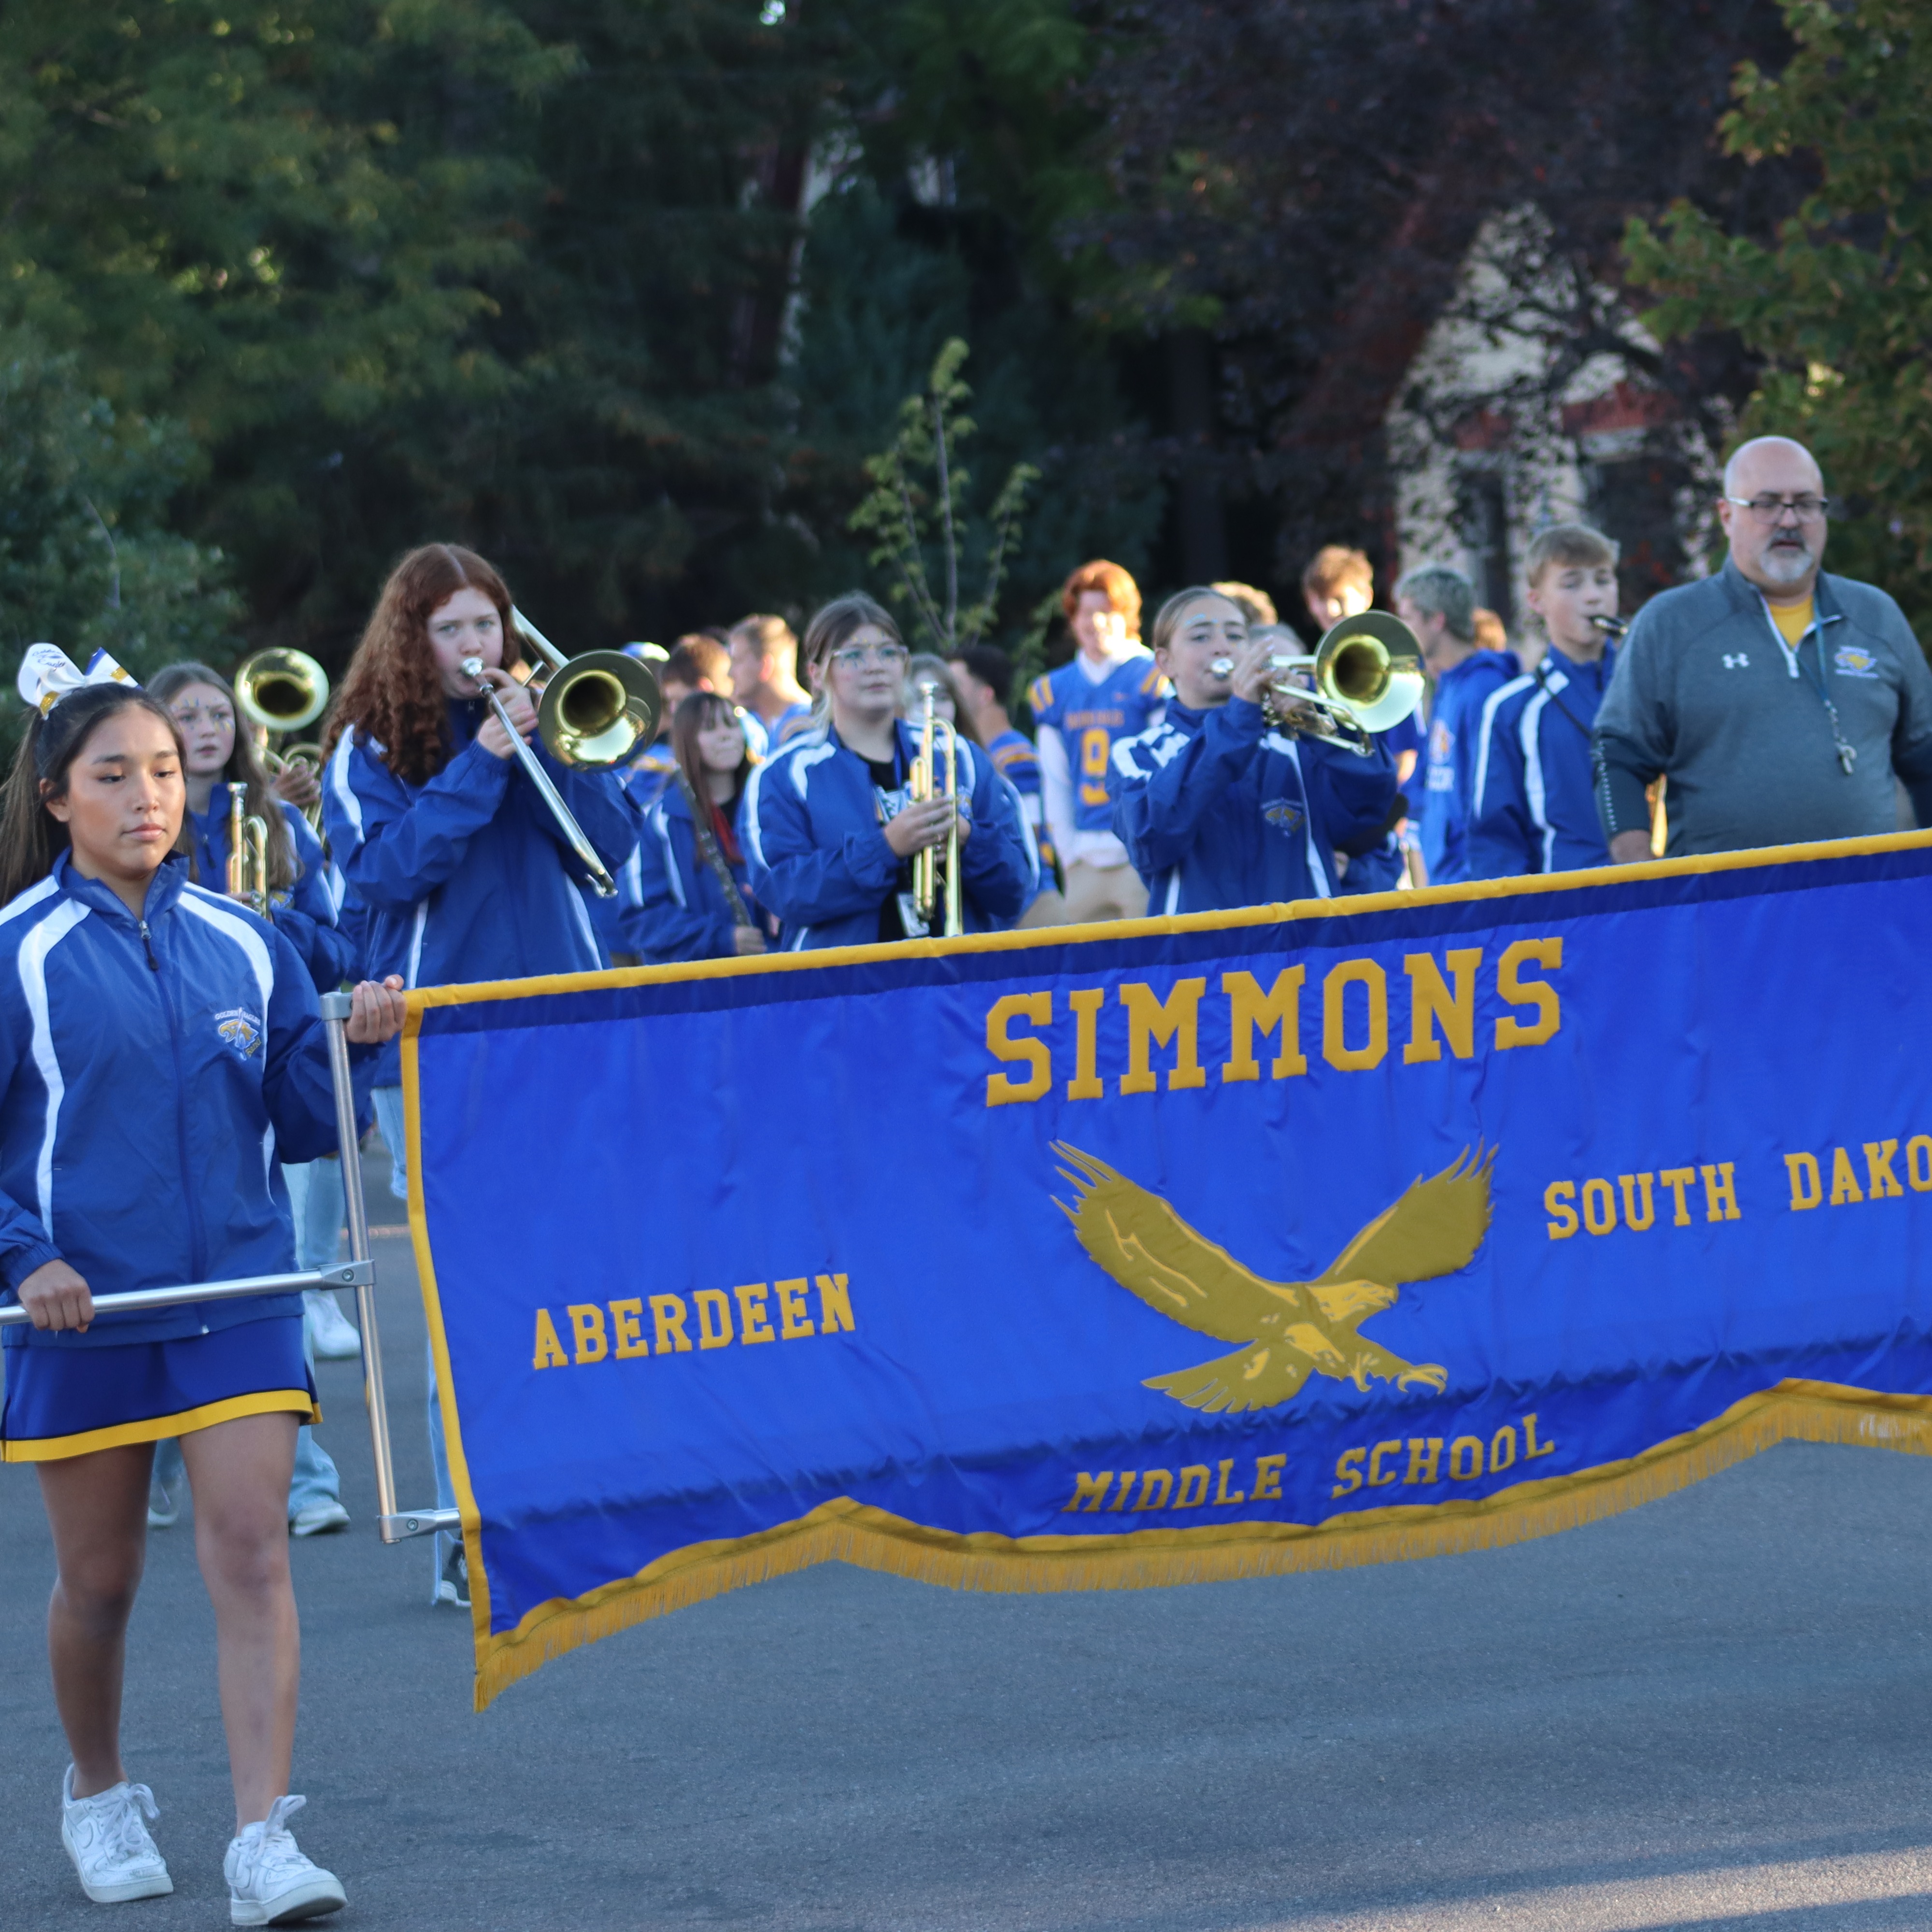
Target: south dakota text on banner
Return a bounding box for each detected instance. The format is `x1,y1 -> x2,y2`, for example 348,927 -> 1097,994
403,832 -> 1932,1707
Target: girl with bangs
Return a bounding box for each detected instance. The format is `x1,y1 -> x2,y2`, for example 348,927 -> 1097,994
0,668 -> 403,1920
321,543 -> 640,1607
625,691 -> 774,964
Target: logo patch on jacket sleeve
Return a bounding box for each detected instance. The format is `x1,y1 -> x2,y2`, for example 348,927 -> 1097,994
1833,643 -> 1880,679
214,1008 -> 264,1058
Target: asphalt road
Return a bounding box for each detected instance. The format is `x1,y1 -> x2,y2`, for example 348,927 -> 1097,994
5,1157 -> 1932,1930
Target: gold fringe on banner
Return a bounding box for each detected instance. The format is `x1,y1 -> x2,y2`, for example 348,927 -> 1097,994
468,1378 -> 1932,1709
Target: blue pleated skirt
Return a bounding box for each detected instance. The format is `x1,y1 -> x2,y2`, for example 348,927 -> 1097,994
0,1314 -> 317,1463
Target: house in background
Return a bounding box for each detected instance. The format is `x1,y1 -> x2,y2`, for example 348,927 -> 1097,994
1385,209 -> 1719,637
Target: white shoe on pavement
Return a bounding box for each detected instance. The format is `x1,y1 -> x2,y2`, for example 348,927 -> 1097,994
225,1794 -> 346,1926
290,1499 -> 351,1537
146,1474 -> 181,1529
61,1765 -> 172,1903
303,1290 -> 361,1361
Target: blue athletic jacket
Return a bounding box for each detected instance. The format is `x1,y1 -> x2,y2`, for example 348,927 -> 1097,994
1468,646 -> 1618,877
1109,697 -> 1398,914
185,787 -> 355,994
324,700 -> 641,1083
623,781 -> 763,964
1418,648 -> 1520,884
742,719 -> 1037,950
0,854 -> 375,1350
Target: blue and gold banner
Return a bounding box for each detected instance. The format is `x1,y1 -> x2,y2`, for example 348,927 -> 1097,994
404,833 -> 1932,1706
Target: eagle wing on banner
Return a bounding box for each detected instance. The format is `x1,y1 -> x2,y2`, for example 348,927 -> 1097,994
1312,1147 -> 1494,1308
1053,1142 -> 1332,1413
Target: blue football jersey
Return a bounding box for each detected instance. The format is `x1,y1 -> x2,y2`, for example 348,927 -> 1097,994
1026,652 -> 1168,837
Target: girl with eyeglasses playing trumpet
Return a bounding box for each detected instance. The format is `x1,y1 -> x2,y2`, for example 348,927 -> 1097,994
741,594 -> 1037,949
0,654 -> 404,1921
322,542 -> 641,1607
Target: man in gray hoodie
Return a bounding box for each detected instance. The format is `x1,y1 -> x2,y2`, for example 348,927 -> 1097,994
1593,435 -> 1932,860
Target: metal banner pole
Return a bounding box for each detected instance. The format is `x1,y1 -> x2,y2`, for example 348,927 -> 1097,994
318,990 -> 457,1543
0,1262 -> 373,1328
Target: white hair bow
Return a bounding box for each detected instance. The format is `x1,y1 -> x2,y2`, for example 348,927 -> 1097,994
15,645 -> 139,716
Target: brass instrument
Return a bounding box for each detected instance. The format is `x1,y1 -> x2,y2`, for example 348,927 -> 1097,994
1212,611 -> 1424,755
226,782 -> 273,919
460,653 -> 622,898
236,648 -> 331,825
909,682 -> 963,938
506,609 -> 661,770
1592,614 -> 1629,641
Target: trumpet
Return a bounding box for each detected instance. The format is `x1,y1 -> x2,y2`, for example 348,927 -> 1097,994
236,648 -> 331,826
1591,614 -> 1629,641
226,782 -> 273,920
1210,611 -> 1425,755
910,682 -> 963,938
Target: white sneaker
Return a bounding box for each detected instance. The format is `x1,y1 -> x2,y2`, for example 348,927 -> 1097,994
302,1290 -> 362,1361
147,1475 -> 181,1529
290,1499 -> 350,1538
61,1765 -> 172,1903
225,1795 -> 346,1926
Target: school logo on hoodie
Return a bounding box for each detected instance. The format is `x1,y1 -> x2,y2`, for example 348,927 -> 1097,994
215,1008 -> 264,1058
1833,643 -> 1879,679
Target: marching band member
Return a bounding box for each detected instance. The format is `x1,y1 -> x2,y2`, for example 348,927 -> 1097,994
0,658 -> 403,1921
323,542 -> 640,1607
149,663 -> 355,995
625,693 -> 771,963
1468,524 -> 1621,877
1110,587 -> 1397,913
1028,560 -> 1165,923
727,613 -> 813,752
146,662 -> 360,1537
1393,564 -> 1519,886
743,593 -> 1036,947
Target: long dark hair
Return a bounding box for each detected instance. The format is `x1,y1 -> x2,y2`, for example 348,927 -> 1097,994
0,686 -> 189,905
671,692 -> 753,819
326,543 -> 523,784
148,662 -> 298,891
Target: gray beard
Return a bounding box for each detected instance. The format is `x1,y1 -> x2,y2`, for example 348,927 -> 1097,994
1759,541 -> 1816,586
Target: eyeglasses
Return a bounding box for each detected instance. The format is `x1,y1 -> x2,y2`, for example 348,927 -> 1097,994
829,642 -> 909,671
169,704 -> 235,729
1723,493 -> 1830,523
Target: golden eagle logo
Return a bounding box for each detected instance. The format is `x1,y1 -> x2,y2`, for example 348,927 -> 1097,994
1053,1142 -> 1494,1414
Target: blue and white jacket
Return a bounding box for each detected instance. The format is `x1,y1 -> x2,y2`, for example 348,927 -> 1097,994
1468,646 -> 1617,877
623,781 -> 765,964
1418,648 -> 1520,885
0,854 -> 374,1350
743,720 -> 1037,949
1110,697 -> 1397,914
324,699 -> 641,1083
185,786 -> 356,993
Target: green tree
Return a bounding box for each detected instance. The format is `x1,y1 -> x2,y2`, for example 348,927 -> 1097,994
850,339 -> 1038,655
0,334 -> 239,699
0,0 -> 567,655
1624,0 -> 1932,633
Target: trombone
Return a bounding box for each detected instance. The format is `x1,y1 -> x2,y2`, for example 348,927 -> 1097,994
459,609 -> 662,900
235,648 -> 331,826
910,682 -> 963,938
227,782 -> 272,919
1214,611 -> 1425,755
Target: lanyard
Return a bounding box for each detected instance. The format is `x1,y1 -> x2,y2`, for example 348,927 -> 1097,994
1533,659 -> 1598,740
1762,604 -> 1857,775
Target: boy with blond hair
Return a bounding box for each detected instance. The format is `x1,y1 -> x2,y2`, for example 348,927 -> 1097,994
1469,523 -> 1621,876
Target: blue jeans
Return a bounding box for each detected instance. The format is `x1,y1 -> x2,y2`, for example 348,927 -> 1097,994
373,1085 -> 457,1591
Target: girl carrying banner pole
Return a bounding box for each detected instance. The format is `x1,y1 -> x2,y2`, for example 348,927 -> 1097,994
0,650 -> 403,1921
